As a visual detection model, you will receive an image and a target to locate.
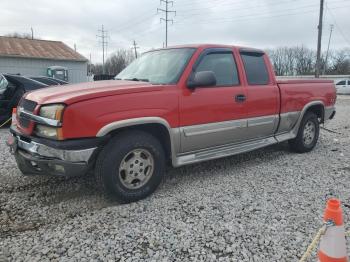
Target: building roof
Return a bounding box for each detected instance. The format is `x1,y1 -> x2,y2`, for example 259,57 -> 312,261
0,36 -> 88,62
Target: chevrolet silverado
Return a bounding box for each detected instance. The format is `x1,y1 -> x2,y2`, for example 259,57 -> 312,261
7,44 -> 336,202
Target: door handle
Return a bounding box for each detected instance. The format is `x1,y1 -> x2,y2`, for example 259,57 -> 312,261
235,94 -> 246,102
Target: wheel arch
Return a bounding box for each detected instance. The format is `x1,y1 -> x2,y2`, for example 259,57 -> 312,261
96,117 -> 179,166
306,103 -> 325,123
292,101 -> 325,136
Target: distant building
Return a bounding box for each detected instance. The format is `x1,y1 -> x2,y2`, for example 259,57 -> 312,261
0,36 -> 88,83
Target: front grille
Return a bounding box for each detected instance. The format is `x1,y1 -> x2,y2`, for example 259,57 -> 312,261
18,99 -> 37,128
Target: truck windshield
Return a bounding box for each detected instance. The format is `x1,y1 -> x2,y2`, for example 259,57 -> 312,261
115,48 -> 196,85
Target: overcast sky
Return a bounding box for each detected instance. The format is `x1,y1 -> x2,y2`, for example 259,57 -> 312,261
1,0 -> 349,63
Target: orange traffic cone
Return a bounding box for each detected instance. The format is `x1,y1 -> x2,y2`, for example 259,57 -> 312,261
318,198 -> 348,262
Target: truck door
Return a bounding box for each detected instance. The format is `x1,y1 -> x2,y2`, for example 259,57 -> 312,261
179,48 -> 248,153
238,50 -> 280,140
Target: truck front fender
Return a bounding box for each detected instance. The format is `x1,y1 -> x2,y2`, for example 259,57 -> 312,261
96,117 -> 180,167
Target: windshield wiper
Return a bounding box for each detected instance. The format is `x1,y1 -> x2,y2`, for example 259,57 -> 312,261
124,78 -> 149,82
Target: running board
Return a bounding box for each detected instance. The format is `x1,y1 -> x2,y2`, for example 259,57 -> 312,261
174,137 -> 278,167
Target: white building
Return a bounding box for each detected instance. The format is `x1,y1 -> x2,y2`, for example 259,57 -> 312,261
0,36 -> 88,83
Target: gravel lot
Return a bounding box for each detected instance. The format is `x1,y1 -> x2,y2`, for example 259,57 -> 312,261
1,96 -> 349,261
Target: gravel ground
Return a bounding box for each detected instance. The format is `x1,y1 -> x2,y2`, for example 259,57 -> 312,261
0,96 -> 349,262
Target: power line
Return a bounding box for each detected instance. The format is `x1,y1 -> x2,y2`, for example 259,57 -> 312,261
173,3 -> 349,26
177,2 -> 334,23
112,6 -> 155,30
174,0 -> 348,24
110,13 -> 157,34
325,3 -> 350,46
175,0 -> 314,15
157,0 -> 176,47
175,6 -> 319,25
175,0 -> 237,8
96,24 -> 108,74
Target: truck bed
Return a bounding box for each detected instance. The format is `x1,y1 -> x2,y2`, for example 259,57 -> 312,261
277,79 -> 336,114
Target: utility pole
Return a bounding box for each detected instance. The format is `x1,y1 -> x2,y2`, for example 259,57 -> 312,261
323,24 -> 334,75
132,40 -> 139,58
157,0 -> 176,47
89,53 -> 92,76
96,25 -> 108,74
315,0 -> 324,78
74,43 -> 77,52
30,27 -> 34,40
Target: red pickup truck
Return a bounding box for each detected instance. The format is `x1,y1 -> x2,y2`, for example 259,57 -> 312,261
7,44 -> 336,202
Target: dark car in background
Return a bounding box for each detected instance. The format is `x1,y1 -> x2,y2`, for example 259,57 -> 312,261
28,76 -> 68,86
0,74 -> 49,124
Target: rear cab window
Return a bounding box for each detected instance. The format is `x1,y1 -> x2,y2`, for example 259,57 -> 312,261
240,51 -> 269,85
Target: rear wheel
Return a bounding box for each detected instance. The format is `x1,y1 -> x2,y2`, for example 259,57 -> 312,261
95,130 -> 165,203
289,112 -> 319,153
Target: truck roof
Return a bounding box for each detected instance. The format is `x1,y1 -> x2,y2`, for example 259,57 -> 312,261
153,44 -> 265,53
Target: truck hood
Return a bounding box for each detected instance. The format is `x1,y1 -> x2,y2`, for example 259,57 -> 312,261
24,80 -> 164,105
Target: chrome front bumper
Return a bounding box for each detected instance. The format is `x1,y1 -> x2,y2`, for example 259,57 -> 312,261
7,133 -> 97,177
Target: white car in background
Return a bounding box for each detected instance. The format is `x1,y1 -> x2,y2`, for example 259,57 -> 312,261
335,79 -> 350,94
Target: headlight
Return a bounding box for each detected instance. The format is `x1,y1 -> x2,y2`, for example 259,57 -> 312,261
35,104 -> 65,140
35,125 -> 63,139
39,104 -> 65,120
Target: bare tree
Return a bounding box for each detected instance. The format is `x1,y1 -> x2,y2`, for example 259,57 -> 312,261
267,48 -> 287,76
327,49 -> 350,74
5,32 -> 34,39
104,49 -> 135,75
91,49 -> 135,76
90,64 -> 104,75
266,46 -> 350,76
294,46 -> 315,75
267,47 -> 297,75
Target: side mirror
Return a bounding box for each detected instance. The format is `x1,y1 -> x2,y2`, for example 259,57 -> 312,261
187,71 -> 216,89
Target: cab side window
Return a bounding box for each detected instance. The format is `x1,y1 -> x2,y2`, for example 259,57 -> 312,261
240,52 -> 269,85
336,80 -> 346,85
195,53 -> 239,86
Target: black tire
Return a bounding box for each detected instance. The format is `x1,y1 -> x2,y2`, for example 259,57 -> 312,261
95,130 -> 165,203
289,112 -> 320,153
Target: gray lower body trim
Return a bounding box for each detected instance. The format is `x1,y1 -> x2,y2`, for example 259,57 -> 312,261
324,106 -> 336,121
173,101 -> 334,167
183,119 -> 246,137
180,115 -> 278,153
277,111 -> 301,134
174,136 -> 278,166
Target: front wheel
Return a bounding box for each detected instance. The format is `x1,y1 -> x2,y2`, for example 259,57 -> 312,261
95,130 -> 165,203
289,112 -> 320,153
